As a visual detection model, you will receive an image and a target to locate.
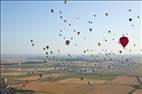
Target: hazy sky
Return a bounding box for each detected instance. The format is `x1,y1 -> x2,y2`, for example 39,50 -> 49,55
1,1 -> 141,55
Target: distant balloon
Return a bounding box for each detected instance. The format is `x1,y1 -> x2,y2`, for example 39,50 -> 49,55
87,49 -> 89,52
74,44 -> 77,46
83,50 -> 86,53
88,21 -> 92,24
46,46 -> 49,49
137,16 -> 140,19
80,76 -> 84,80
108,30 -> 111,33
39,74 -> 42,77
129,18 -> 132,22
94,14 -> 96,17
65,40 -> 70,45
64,20 -> 67,23
68,54 -> 70,56
125,58 -> 128,62
77,32 -> 80,35
105,39 -> 107,42
119,50 -> 122,54
59,11 -> 62,14
32,43 -> 34,46
46,52 -> 48,55
105,13 -> 108,16
30,40 -> 33,42
69,23 -> 71,26
59,34 -> 62,37
132,24 -> 134,27
89,28 -> 92,32
51,9 -> 54,13
60,16 -> 63,19
128,9 -> 131,12
43,48 -> 46,50
71,37 -> 73,40
98,42 -> 101,47
50,51 -> 53,54
119,36 -> 129,48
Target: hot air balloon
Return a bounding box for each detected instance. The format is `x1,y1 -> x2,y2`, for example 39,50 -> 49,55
69,23 -> 71,26
43,48 -> 46,50
46,46 -> 49,49
60,16 -> 63,19
105,13 -> 108,16
51,9 -> 54,13
50,51 -> 53,54
32,43 -> 34,46
88,21 -> 92,24
128,9 -> 131,12
108,30 -> 111,33
59,11 -> 62,14
77,32 -> 80,35
119,35 -> 129,48
129,18 -> 132,22
83,50 -> 86,53
65,40 -> 70,45
74,44 -> 77,46
59,34 -> 62,37
105,39 -> 107,42
89,28 -> 92,32
60,29 -> 62,32
119,50 -> 122,54
98,42 -> 101,47
87,49 -> 89,52
31,40 -> 33,42
83,37 -> 86,40
94,14 -> 96,17
137,16 -> 140,19
64,20 -> 67,23
132,24 -> 134,27
68,54 -> 70,56
46,52 -> 48,55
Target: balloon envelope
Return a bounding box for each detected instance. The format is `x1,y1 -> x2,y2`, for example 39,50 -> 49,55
31,40 -> 33,42
119,36 -> 129,48
65,40 -> 70,45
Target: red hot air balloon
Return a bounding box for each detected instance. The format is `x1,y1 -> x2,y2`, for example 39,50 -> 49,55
119,36 -> 129,48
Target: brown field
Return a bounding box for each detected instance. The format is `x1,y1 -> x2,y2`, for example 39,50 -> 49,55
16,76 -> 141,94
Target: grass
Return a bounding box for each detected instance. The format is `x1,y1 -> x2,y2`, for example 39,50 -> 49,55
42,73 -> 116,82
